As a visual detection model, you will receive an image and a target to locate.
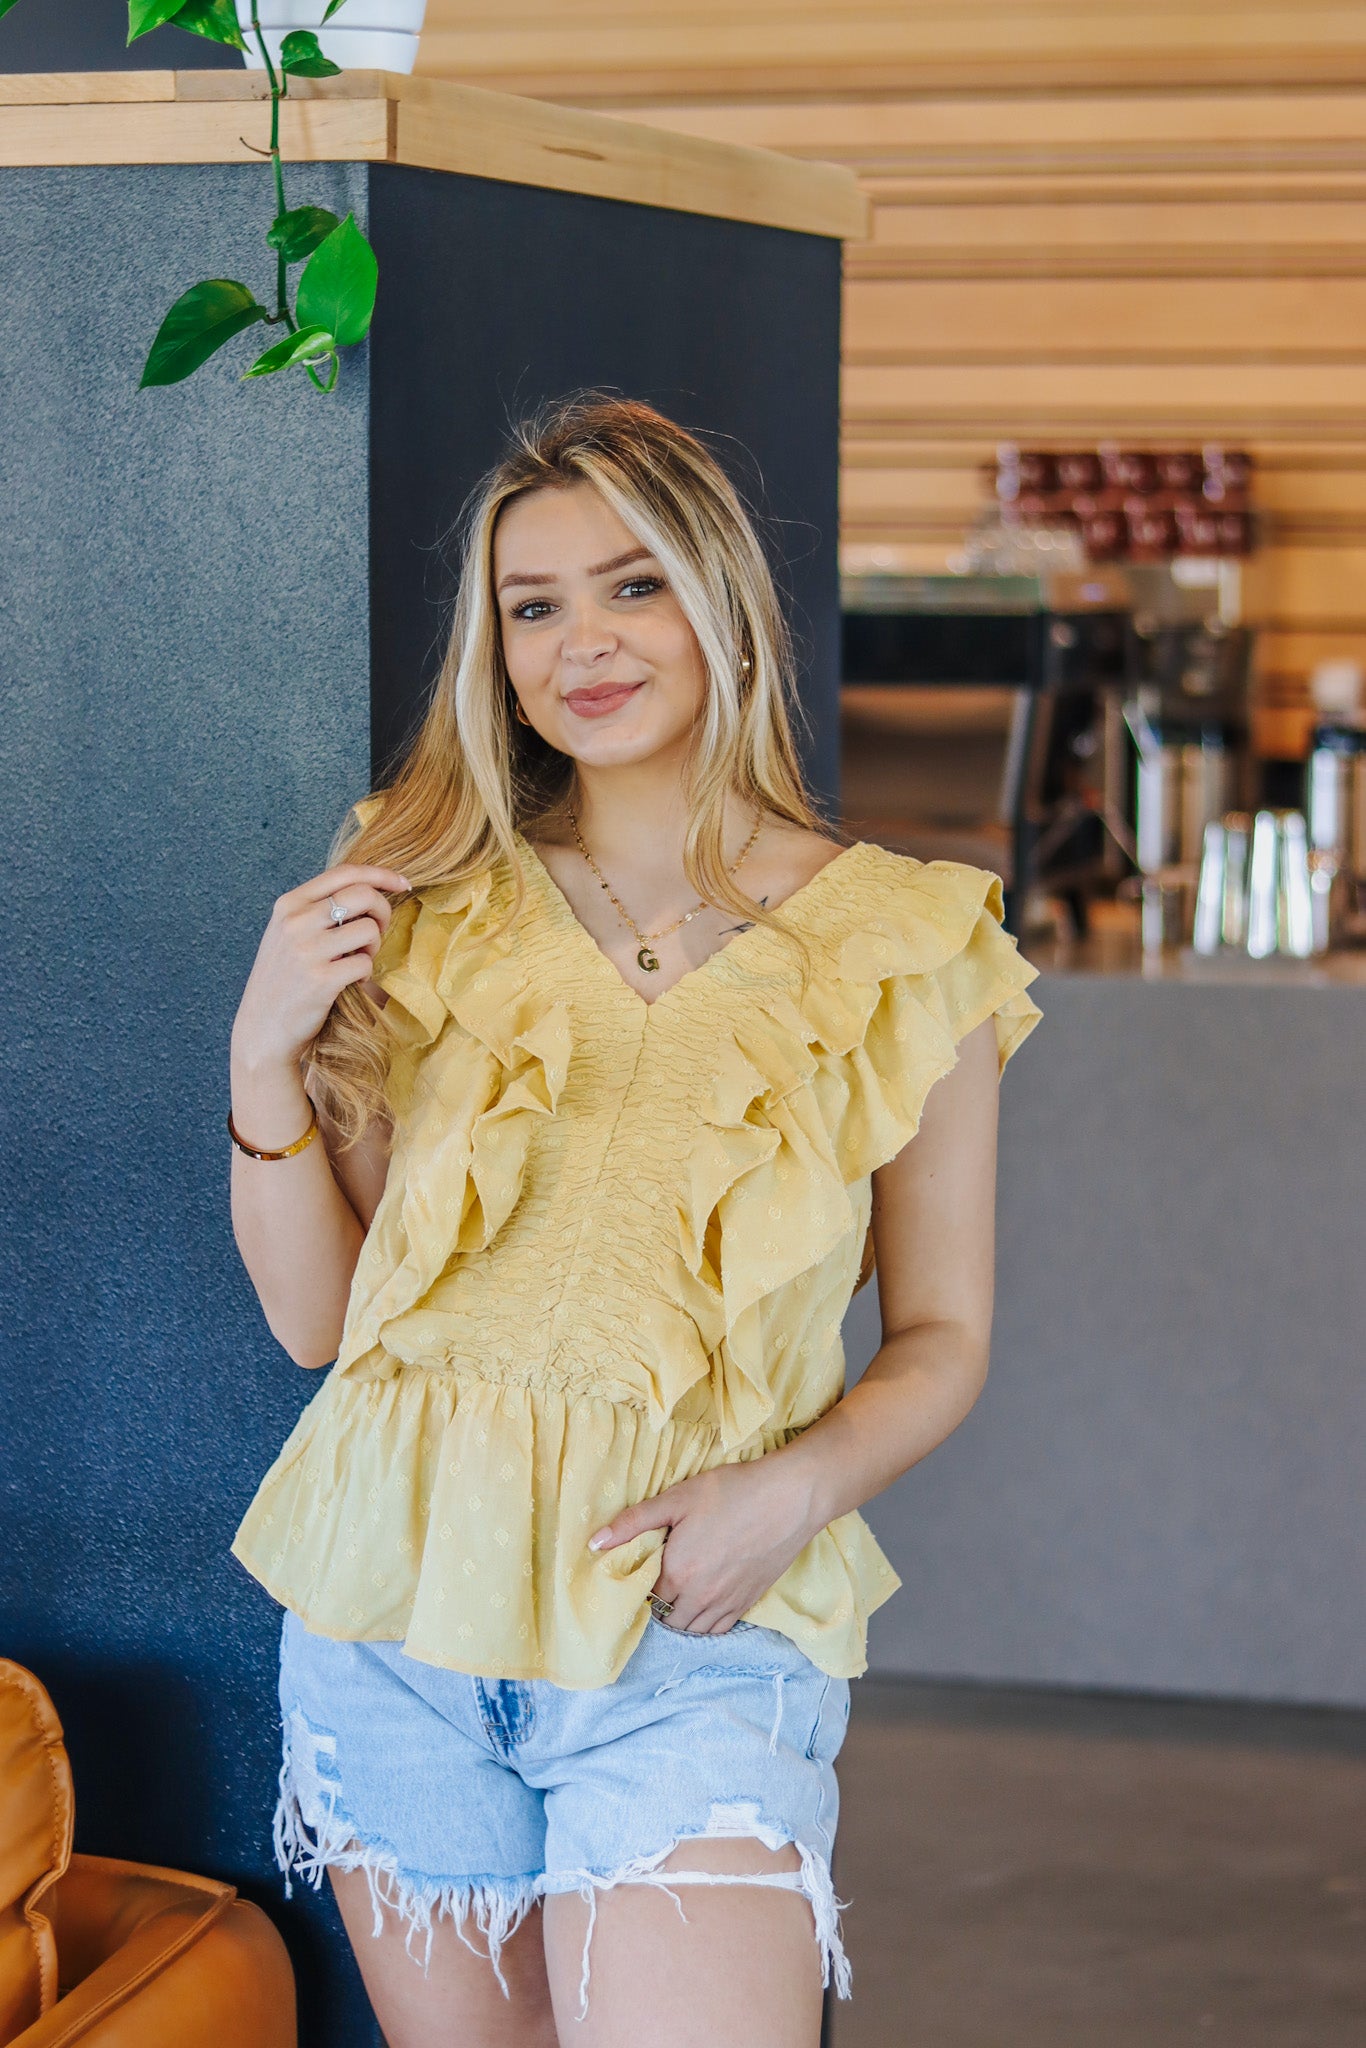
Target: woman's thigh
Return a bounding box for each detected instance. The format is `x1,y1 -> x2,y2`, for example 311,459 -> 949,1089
541,1836 -> 824,2048
330,1868 -> 558,2048
274,1615 -> 551,2041
528,1615 -> 850,2045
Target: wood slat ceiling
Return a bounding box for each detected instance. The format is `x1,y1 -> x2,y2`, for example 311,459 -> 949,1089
419,1 -> 1366,100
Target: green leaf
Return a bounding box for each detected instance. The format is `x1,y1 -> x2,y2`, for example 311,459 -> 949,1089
171,0 -> 247,47
267,205 -> 342,263
280,28 -> 342,77
243,325 -> 338,378
128,0 -> 245,49
127,0 -> 190,40
322,0 -> 351,21
297,213 -> 377,349
139,279 -> 267,387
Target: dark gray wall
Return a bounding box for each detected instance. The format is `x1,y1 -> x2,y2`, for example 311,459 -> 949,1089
1,161 -> 373,2044
1,0 -> 241,70
845,977 -> 1366,1708
368,165 -> 843,807
2,150 -> 844,2044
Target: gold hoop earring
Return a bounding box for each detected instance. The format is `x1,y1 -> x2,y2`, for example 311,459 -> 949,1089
513,699 -> 531,726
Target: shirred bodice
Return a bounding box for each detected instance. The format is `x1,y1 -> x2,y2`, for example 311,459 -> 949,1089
231,835 -> 1041,1688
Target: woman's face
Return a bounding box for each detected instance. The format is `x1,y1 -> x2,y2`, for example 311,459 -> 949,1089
493,481 -> 709,773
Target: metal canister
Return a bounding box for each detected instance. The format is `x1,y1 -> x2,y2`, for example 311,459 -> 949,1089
1131,711 -> 1236,947
1134,717 -> 1235,875
1307,723 -> 1366,881
1243,809 -> 1323,959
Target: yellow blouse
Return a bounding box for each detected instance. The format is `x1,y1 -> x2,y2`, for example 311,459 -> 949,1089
231,835 -> 1041,1689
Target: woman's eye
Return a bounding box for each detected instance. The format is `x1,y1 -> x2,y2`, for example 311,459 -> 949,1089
618,576 -> 665,600
510,599 -> 555,622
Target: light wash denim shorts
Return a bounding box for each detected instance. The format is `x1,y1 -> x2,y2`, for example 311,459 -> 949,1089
274,1607 -> 853,2018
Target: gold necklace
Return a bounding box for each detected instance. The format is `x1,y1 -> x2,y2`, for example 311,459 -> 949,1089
568,812 -> 763,972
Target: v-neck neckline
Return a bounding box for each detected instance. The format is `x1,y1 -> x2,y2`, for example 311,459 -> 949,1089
514,830 -> 868,1015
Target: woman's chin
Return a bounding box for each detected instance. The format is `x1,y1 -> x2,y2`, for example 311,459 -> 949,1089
549,718 -> 692,773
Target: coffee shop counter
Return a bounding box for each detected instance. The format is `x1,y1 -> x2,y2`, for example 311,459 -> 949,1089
841,949 -> 1366,1709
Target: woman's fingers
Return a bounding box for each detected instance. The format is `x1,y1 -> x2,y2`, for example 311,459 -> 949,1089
234,865 -> 413,1073
302,884 -> 396,940
273,865 -> 409,931
321,914 -> 382,961
295,862 -> 410,904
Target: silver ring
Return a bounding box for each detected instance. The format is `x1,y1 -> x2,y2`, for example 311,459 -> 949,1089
649,1594 -> 676,1620
326,896 -> 348,927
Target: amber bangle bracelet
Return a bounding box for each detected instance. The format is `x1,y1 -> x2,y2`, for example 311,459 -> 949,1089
227,1106 -> 319,1161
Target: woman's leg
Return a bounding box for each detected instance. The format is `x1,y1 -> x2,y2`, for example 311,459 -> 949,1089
273,1619 -> 555,2047
330,1866 -> 560,2048
539,1837 -> 825,2048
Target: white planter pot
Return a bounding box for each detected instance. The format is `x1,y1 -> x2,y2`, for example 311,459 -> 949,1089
236,2 -> 427,75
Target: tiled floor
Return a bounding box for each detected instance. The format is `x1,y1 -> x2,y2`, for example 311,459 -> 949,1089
830,1680 -> 1366,2048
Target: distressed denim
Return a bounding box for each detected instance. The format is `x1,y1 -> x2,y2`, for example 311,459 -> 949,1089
274,1607 -> 853,2017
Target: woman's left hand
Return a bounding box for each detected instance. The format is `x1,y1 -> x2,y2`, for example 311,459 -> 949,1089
588,1455 -> 819,1634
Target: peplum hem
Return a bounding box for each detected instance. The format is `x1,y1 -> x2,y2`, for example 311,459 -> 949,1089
230,1366 -> 900,1688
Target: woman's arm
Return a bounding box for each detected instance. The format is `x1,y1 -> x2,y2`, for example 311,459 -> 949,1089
588,1017 -> 1001,1632
770,1012 -> 1000,1529
229,862 -> 406,1370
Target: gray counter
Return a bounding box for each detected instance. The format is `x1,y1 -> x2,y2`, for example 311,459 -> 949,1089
845,972 -> 1366,1708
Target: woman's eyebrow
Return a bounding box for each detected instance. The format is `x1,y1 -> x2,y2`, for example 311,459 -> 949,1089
497,547 -> 655,593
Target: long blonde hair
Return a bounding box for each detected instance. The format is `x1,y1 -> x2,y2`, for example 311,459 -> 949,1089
310,391 -> 820,1143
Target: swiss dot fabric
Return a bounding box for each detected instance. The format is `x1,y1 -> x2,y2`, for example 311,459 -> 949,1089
231,836 -> 1041,1689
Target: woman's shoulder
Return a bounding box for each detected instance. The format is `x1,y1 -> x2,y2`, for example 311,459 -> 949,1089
749,820 -> 849,911
772,829 -> 1007,930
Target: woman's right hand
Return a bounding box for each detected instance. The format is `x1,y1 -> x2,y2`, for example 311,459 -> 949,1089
231,863 -> 411,1074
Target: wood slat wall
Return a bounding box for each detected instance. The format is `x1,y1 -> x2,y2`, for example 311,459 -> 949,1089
419,2 -> 1366,729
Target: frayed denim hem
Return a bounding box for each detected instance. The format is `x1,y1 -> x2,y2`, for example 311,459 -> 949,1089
273,1706 -> 538,1996
274,1706 -> 851,2022
538,1798 -> 853,2023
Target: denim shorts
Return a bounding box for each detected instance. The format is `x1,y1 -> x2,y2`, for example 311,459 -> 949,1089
274,1607 -> 853,2018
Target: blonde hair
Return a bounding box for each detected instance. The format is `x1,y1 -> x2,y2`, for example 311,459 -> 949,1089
309,391 -> 820,1144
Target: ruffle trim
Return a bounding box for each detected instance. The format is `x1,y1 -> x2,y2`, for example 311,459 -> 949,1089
678,850 -> 1041,1447
336,866 -> 572,1375
341,846 -> 1039,1441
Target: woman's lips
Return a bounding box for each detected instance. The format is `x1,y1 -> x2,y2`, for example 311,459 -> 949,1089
562,680 -> 644,719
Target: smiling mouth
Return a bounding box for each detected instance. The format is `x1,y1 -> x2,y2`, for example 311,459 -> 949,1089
562,680 -> 645,718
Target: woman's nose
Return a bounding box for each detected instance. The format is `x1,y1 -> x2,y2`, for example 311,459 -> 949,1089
560,603 -> 616,666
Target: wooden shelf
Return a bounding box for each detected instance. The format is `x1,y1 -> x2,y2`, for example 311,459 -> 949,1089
0,70 -> 866,241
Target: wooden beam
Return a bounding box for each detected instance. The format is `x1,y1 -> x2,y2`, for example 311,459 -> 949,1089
846,276 -> 1366,358
581,90 -> 1366,158
391,76 -> 866,237
0,95 -> 391,168
0,72 -> 864,238
0,72 -> 176,104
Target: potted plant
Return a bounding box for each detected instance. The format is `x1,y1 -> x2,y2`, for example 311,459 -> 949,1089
236,0 -> 427,75
0,0 -> 382,391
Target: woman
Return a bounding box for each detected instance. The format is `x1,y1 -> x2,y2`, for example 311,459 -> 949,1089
227,394 -> 1040,2048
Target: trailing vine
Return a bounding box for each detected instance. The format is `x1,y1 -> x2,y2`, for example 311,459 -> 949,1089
0,1 -> 379,391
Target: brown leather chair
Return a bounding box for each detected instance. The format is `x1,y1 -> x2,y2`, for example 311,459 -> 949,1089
0,1659 -> 296,2046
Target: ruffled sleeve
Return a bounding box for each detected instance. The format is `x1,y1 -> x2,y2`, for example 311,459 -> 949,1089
822,854 -> 1042,1182
673,846 -> 1040,1451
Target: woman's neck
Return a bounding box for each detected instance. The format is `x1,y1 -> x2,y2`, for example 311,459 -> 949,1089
570,763 -> 693,873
